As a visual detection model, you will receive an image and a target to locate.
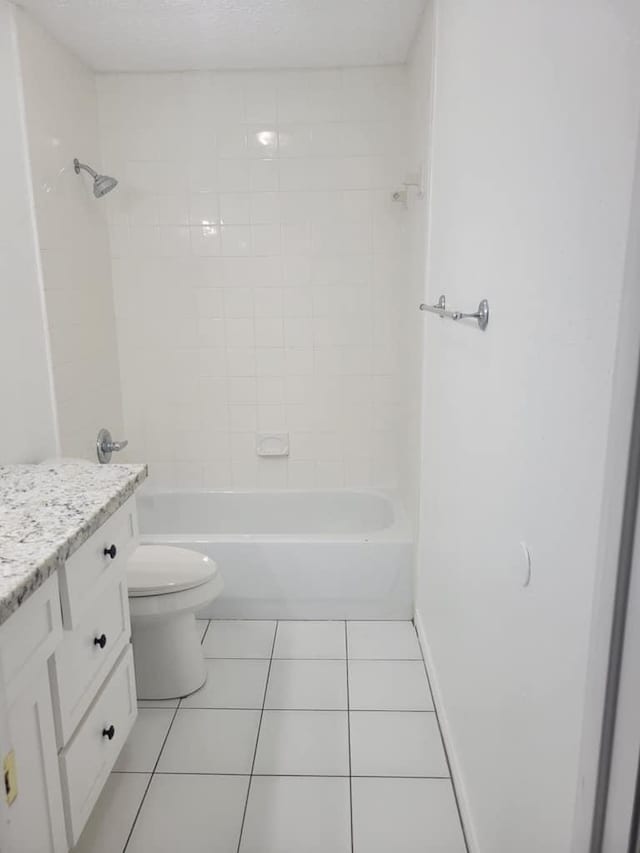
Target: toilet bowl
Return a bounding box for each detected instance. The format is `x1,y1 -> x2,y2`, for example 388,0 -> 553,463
127,545 -> 224,700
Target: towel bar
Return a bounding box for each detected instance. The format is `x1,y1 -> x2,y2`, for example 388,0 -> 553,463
419,294 -> 489,331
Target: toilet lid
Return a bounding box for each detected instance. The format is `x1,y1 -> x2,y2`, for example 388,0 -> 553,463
127,545 -> 218,597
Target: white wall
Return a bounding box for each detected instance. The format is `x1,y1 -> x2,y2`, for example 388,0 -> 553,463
97,68 -> 409,490
16,9 -> 124,461
0,0 -> 57,463
414,2 -> 640,851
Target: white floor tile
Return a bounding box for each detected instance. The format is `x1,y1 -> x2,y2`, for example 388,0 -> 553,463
254,710 -> 349,776
156,708 -> 260,773
273,621 -> 346,659
127,774 -> 249,853
203,620 -> 276,658
352,777 -> 466,853
196,618 -> 210,643
347,621 -> 422,660
240,776 -> 351,853
180,659 -> 270,709
114,709 -> 174,772
348,660 -> 433,711
73,772 -> 149,853
350,711 -> 449,777
265,659 -> 347,709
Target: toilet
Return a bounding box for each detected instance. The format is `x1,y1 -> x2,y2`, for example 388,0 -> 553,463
127,545 -> 224,700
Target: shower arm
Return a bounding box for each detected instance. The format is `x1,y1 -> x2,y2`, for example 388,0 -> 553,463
73,158 -> 97,179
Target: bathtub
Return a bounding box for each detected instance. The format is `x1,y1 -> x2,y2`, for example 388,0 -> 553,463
137,490 -> 413,619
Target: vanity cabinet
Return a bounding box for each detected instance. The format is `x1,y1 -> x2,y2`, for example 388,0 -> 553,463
0,496 -> 140,852
4,664 -> 68,853
0,577 -> 66,853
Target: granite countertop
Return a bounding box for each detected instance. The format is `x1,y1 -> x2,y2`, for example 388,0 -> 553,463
0,463 -> 147,626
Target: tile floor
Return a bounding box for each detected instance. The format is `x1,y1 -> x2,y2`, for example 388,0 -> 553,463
74,620 -> 467,853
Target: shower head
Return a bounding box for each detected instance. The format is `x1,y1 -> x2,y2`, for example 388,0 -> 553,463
93,173 -> 118,198
73,158 -> 118,198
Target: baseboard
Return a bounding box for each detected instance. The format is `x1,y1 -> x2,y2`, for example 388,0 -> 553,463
414,608 -> 480,853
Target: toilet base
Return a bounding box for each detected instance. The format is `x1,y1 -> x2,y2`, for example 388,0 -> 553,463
131,611 -> 206,699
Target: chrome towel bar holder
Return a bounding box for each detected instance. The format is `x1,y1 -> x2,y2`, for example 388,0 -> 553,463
419,294 -> 490,331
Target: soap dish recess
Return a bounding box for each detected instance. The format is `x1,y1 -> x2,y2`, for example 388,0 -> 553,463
256,433 -> 289,457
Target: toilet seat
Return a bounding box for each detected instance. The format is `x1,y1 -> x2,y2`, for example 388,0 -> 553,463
127,545 -> 219,597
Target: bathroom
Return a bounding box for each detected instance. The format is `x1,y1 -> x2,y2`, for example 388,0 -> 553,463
1,0 -> 640,851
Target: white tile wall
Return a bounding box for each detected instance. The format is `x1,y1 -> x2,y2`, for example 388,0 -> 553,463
97,67 -> 409,489
16,10 -> 124,460
399,7 -> 433,526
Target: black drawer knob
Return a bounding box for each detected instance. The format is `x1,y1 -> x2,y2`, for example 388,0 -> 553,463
103,544 -> 117,559
94,634 -> 107,649
102,725 -> 115,741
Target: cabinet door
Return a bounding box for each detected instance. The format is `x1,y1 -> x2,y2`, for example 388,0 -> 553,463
4,665 -> 67,853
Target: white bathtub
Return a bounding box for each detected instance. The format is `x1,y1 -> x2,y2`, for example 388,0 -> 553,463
137,490 -> 413,619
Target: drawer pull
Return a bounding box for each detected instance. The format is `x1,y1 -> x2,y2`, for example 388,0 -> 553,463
103,544 -> 117,560
94,634 -> 107,649
102,725 -> 115,741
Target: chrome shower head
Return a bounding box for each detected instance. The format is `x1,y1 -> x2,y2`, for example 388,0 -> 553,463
73,158 -> 118,198
93,173 -> 118,198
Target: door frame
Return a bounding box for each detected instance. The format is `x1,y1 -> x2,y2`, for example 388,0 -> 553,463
572,114 -> 640,852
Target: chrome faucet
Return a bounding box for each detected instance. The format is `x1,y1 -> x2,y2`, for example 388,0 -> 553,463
96,428 -> 128,464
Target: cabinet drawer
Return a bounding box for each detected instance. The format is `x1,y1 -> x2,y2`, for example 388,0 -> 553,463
51,569 -> 131,746
59,497 -> 137,627
59,645 -> 137,847
0,574 -> 62,706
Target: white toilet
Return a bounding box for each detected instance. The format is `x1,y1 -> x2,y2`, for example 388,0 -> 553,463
127,545 -> 223,700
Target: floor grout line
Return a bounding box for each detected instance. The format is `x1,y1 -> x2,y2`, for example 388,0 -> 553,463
114,770 -> 452,779
235,620 -> 279,853
121,702 -> 181,853
148,706 -> 434,712
345,621 -> 355,853
201,656 -> 424,661
199,618 -> 212,646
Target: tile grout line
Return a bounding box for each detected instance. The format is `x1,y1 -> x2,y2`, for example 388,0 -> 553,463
345,621 -> 354,853
115,770 -> 452,779
202,656 -> 425,662
413,621 -> 471,853
199,618 -> 213,646
121,702 -> 181,853
165,706 -> 436,712
235,620 -> 279,853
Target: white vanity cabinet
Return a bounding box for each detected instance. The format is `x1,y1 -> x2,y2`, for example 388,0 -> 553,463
52,497 -> 138,847
0,495 -> 140,853
0,576 -> 67,853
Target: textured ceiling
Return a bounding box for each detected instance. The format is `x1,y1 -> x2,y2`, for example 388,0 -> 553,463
17,0 -> 427,72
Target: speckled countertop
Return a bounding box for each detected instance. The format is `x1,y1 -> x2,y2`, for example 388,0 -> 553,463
0,463 -> 147,626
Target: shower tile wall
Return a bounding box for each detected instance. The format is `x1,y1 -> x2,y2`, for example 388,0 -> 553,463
16,10 -> 124,459
97,68 -> 408,489
400,7 -> 432,526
